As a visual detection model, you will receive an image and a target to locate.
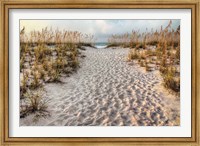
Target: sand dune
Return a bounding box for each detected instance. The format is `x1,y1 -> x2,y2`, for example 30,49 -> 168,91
20,47 -> 180,126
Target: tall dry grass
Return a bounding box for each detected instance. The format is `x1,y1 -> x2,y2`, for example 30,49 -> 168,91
108,20 -> 180,92
20,26 -> 95,117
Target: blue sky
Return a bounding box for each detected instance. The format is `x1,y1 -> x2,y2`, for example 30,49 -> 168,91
20,20 -> 180,42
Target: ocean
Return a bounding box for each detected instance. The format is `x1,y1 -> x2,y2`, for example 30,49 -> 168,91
95,42 -> 108,49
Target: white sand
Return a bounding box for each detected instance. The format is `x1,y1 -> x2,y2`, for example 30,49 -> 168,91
20,47 -> 180,126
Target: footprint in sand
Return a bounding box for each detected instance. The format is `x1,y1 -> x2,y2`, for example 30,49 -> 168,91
20,47 -> 180,126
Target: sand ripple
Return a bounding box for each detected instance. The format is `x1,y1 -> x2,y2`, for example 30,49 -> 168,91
20,47 -> 180,126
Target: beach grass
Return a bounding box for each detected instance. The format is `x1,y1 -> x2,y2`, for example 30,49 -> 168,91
107,20 -> 180,92
20,27 -> 95,117
20,21 -> 180,126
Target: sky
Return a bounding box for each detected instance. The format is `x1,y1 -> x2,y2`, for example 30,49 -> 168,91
20,20 -> 180,42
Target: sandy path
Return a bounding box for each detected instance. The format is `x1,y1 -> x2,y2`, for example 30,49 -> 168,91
21,47 -> 180,126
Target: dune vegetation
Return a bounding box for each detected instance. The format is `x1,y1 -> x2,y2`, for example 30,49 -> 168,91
107,20 -> 180,93
20,27 -> 95,118
20,20 -> 180,126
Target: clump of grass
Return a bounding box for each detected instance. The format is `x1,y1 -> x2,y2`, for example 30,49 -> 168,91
20,89 -> 50,119
23,89 -> 46,112
145,49 -> 157,57
139,51 -> 146,59
20,26 -> 95,119
70,58 -> 79,68
109,20 -> 180,92
176,46 -> 180,60
162,67 -> 180,92
127,49 -> 139,61
31,70 -> 41,89
20,26 -> 94,85
139,59 -> 146,67
20,71 -> 29,98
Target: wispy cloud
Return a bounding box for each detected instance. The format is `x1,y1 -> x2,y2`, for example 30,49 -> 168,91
95,20 -> 112,34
